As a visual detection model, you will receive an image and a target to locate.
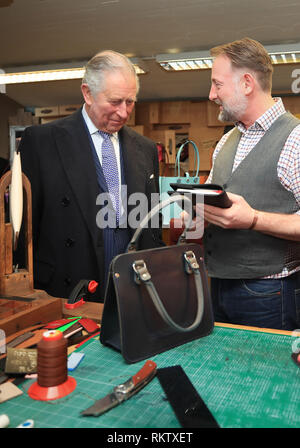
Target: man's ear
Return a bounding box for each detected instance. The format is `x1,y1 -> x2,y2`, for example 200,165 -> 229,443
81,83 -> 92,106
242,72 -> 255,96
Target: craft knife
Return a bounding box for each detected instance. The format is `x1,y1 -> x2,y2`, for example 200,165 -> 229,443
81,360 -> 157,417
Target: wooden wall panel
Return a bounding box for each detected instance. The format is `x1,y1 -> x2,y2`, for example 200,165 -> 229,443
160,101 -> 191,124
134,95 -> 300,173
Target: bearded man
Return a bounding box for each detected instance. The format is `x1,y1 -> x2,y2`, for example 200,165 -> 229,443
202,37 -> 300,330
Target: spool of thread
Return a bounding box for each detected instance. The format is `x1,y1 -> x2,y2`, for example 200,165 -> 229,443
28,330 -> 76,401
37,330 -> 68,387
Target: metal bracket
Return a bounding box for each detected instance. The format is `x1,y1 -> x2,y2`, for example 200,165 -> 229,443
184,251 -> 199,274
132,260 -> 151,284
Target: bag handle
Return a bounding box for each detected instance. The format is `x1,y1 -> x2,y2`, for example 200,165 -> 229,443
127,194 -> 193,252
132,250 -> 204,333
175,140 -> 200,177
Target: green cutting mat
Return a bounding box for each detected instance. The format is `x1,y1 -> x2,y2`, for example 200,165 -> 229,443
2,326 -> 300,428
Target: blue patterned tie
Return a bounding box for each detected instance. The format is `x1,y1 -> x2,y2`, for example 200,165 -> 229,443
99,130 -> 120,223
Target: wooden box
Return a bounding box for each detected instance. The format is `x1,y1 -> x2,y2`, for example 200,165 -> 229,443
35,106 -> 59,118
58,104 -> 81,116
0,292 -> 62,337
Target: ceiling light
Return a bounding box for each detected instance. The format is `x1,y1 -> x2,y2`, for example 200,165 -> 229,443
263,43 -> 300,66
156,51 -> 213,72
270,54 -> 278,64
0,58 -> 146,85
267,51 -> 300,65
0,68 -> 85,84
129,58 -> 147,75
157,44 -> 300,71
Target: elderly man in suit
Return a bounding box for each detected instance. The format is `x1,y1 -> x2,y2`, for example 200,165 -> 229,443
19,50 -> 161,301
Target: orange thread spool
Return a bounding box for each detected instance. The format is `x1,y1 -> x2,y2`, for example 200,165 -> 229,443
28,330 -> 76,401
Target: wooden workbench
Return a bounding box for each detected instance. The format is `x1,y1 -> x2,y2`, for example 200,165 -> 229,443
0,294 -> 103,339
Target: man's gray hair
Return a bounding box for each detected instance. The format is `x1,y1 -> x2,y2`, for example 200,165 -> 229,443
82,50 -> 139,96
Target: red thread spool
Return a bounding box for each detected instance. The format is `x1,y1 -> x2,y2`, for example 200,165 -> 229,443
28,330 -> 76,401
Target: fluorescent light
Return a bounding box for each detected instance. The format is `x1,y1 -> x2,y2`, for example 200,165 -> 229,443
264,43 -> 300,65
156,51 -> 213,71
186,61 -> 198,69
271,54 -> 278,64
194,60 -> 206,69
0,68 -> 85,84
268,51 -> 300,65
132,64 -> 146,75
129,58 -> 147,75
157,45 -> 300,71
204,59 -> 213,68
169,62 -> 182,71
0,58 -> 146,85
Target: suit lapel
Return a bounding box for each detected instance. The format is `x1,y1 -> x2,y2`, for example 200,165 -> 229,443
119,126 -> 147,198
54,109 -> 101,247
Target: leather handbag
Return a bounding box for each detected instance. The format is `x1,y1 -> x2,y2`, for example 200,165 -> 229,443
159,140 -> 200,225
100,195 -> 214,363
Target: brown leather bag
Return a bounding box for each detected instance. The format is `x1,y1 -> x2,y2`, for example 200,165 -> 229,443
100,196 -> 214,363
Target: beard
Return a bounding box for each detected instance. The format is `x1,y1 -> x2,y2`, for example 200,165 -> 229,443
216,87 -> 248,123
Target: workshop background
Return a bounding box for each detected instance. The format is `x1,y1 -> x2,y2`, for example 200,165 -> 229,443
1,0 -> 300,175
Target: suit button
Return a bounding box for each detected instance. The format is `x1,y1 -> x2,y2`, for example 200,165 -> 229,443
64,277 -> 71,286
61,196 -> 70,207
65,238 -> 75,247
207,250 -> 212,256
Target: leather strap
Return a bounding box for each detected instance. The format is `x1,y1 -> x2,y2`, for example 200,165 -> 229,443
127,195 -> 194,252
157,365 -> 219,428
133,250 -> 204,333
249,209 -> 259,230
175,140 -> 200,177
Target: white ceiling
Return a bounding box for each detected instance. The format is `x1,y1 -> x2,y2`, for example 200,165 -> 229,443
1,0 -> 300,107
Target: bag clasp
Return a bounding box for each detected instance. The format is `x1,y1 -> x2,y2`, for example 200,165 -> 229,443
132,260 -> 151,284
184,251 -> 200,274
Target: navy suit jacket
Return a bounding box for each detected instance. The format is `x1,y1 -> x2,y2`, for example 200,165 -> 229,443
19,108 -> 161,300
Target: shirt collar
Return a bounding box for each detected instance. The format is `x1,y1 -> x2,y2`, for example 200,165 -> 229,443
235,97 -> 286,134
81,105 -> 118,140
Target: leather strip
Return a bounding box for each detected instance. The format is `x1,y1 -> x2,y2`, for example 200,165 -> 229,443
157,365 -> 219,428
4,324 -> 45,344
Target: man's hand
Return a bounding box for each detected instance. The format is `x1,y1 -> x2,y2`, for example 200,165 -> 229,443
199,192 -> 255,229
180,208 -> 205,239
197,191 -> 300,241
